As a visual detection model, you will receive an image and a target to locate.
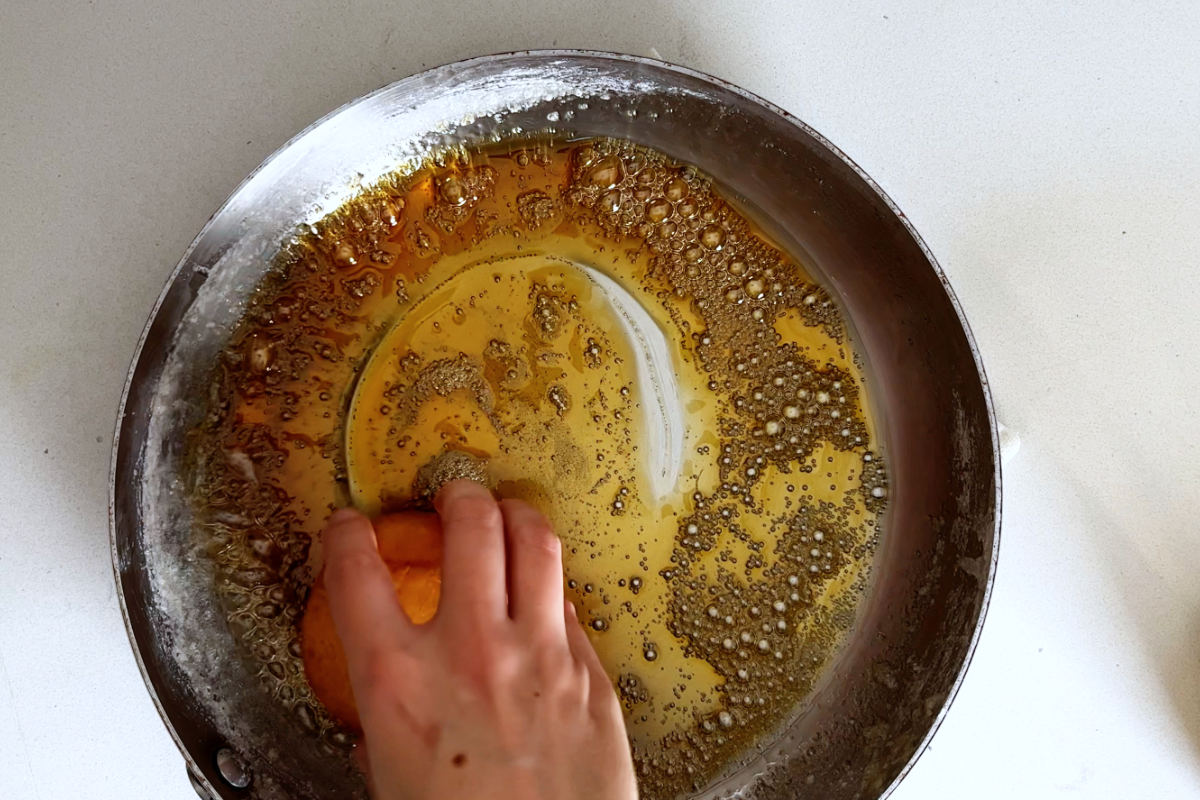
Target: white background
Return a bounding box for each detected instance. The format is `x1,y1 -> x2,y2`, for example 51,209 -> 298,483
2,2 -> 1198,798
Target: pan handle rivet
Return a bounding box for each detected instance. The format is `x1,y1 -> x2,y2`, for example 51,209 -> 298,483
216,747 -> 252,789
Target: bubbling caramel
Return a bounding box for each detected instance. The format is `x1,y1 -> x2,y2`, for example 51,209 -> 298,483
189,136 -> 887,799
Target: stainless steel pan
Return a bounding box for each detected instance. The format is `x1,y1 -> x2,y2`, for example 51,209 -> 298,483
111,51 -> 1000,800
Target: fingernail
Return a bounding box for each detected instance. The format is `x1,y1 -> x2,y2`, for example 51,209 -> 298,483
565,599 -> 578,618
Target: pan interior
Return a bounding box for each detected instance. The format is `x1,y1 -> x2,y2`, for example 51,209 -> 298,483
115,52 -> 996,800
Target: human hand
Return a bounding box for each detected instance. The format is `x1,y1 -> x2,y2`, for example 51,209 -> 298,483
320,480 -> 639,800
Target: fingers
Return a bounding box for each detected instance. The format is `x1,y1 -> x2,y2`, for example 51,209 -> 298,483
499,498 -> 566,635
434,480 -> 507,626
562,599 -> 617,717
562,599 -> 590,662
322,508 -> 415,666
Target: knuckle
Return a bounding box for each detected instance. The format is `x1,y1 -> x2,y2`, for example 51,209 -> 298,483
540,652 -> 582,701
454,496 -> 503,530
571,661 -> 592,692
448,629 -> 509,677
475,643 -> 524,697
457,614 -> 505,648
357,648 -> 401,700
487,646 -> 523,684
534,645 -> 565,677
323,551 -> 382,592
502,502 -> 559,554
516,521 -> 561,557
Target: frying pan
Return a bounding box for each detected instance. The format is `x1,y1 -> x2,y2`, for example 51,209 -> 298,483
110,51 -> 1000,800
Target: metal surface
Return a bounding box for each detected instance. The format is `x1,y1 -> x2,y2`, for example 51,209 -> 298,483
188,765 -> 215,800
216,749 -> 253,790
110,51 -> 999,800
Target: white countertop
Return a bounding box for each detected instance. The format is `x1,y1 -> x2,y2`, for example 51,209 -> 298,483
2,2 -> 1198,798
